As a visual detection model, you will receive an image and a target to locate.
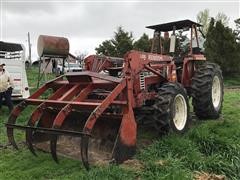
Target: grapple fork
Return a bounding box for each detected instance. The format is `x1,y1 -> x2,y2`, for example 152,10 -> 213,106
5,71 -> 137,170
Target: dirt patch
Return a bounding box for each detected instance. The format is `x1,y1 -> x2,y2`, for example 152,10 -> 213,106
35,136 -> 112,165
120,159 -> 144,171
194,171 -> 226,180
224,86 -> 240,92
0,141 -> 26,150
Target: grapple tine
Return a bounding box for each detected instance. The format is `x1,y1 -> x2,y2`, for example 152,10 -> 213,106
25,104 -> 45,156
81,135 -> 90,170
26,128 -> 37,156
49,104 -> 72,164
6,127 -> 18,150
50,135 -> 59,163
6,102 -> 27,149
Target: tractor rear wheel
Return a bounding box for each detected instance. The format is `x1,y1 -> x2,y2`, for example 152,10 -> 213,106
152,83 -> 190,134
191,62 -> 223,119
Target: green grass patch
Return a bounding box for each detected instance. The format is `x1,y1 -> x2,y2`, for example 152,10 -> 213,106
27,67 -> 56,93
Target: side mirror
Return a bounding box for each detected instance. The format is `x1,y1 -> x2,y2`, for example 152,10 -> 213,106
169,35 -> 176,53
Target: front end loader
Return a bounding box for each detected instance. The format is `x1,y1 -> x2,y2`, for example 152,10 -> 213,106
6,49 -> 177,170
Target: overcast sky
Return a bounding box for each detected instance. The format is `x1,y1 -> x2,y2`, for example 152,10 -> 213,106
1,0 -> 239,60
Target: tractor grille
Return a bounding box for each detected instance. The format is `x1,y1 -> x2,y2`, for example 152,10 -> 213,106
139,72 -> 145,90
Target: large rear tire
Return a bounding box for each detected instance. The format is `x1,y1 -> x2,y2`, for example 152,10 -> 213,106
152,83 -> 190,134
191,62 -> 223,119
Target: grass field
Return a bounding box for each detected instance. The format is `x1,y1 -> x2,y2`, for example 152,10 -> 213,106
0,68 -> 239,180
224,74 -> 240,87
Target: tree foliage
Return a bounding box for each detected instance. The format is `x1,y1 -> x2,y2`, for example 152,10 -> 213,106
197,9 -> 210,35
204,18 -> 240,75
96,27 -> 153,57
197,9 -> 229,36
215,12 -> 229,26
133,33 -> 151,52
95,27 -> 133,57
234,18 -> 240,41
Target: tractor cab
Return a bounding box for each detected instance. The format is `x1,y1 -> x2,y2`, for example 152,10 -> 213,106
146,19 -> 203,63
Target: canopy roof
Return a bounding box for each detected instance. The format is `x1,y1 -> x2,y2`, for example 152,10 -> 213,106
0,41 -> 23,52
146,19 -> 202,31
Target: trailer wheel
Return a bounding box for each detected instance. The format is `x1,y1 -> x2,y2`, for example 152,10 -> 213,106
152,83 -> 190,134
191,62 -> 223,119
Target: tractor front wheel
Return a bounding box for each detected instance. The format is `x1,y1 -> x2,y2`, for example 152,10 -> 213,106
152,83 -> 190,134
191,62 -> 223,119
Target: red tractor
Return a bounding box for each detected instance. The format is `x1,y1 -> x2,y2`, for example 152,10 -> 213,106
6,20 -> 223,170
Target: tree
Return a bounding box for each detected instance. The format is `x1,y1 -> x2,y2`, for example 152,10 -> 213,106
197,9 -> 229,36
204,18 -> 240,75
75,50 -> 87,60
95,27 -> 134,57
133,33 -> 151,52
74,50 -> 87,67
235,18 -> 240,31
215,12 -> 229,26
197,9 -> 210,36
234,18 -> 240,41
95,40 -> 116,56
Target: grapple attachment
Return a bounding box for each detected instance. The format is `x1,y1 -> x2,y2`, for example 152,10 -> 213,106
6,71 -> 136,170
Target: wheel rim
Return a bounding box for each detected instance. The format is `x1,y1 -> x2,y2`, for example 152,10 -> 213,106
173,94 -> 187,131
212,75 -> 221,109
